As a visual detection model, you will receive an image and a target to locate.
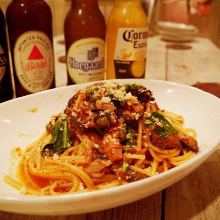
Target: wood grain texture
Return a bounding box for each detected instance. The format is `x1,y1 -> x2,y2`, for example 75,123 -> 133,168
0,193 -> 162,220
147,36 -> 167,80
87,193 -> 162,220
166,38 -> 220,85
0,213 -> 87,220
164,147 -> 220,220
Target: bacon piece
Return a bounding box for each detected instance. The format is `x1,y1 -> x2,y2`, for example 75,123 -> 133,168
150,132 -> 181,150
84,160 -> 106,174
102,124 -> 125,162
179,134 -> 199,152
104,144 -> 122,162
122,99 -> 144,121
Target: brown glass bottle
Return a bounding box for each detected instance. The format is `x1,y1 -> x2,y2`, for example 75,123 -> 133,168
0,8 -> 13,102
64,0 -> 106,85
6,0 -> 55,97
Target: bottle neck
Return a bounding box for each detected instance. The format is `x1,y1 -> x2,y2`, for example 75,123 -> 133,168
12,0 -> 40,1
116,0 -> 140,2
12,0 -> 43,2
115,0 -> 141,6
71,0 -> 98,8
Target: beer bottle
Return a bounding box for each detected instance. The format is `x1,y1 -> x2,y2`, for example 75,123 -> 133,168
6,0 -> 55,97
0,8 -> 13,102
64,0 -> 106,84
106,0 -> 148,79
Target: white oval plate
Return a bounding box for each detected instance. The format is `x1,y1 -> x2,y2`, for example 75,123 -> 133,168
0,79 -> 220,216
158,21 -> 198,34
159,33 -> 196,42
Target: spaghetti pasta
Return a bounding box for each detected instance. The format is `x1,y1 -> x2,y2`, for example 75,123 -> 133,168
5,82 -> 199,195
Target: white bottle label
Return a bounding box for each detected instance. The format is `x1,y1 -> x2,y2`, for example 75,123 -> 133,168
67,38 -> 105,84
114,28 -> 148,78
14,31 -> 54,93
0,45 -> 6,82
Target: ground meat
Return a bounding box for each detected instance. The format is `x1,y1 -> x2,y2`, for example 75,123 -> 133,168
122,169 -> 146,182
121,100 -> 144,121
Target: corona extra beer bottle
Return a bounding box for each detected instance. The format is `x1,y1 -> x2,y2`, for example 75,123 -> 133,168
106,0 -> 148,79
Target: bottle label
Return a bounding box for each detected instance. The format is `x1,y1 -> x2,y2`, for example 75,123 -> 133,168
114,28 -> 148,78
67,38 -> 105,84
14,31 -> 54,93
0,45 -> 7,82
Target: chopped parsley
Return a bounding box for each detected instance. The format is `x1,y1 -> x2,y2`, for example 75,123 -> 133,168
125,126 -> 136,146
145,112 -> 178,138
122,162 -> 129,172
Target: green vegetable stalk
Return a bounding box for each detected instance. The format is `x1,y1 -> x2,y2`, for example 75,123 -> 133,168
42,117 -> 71,155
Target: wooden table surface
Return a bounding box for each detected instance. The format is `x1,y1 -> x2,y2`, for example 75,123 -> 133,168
1,35 -> 220,220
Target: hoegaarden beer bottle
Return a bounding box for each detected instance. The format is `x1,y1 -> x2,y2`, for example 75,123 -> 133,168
64,0 -> 106,84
